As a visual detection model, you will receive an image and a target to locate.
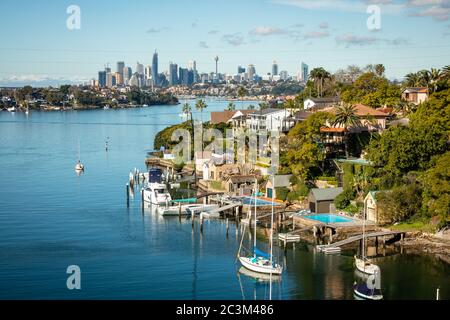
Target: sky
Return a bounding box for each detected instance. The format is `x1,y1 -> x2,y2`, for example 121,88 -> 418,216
0,0 -> 449,86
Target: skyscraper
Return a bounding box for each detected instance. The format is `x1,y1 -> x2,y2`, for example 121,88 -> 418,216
247,64 -> 256,81
169,62 -> 178,86
238,66 -> 246,74
123,67 -> 132,85
272,61 -> 278,76
98,71 -> 107,87
301,62 -> 309,82
214,56 -> 219,75
152,51 -> 159,86
136,62 -> 144,75
117,61 -> 125,79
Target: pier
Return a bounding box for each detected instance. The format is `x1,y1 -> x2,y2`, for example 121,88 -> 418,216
317,230 -> 407,252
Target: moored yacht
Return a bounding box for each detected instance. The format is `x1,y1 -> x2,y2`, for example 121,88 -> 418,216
143,183 -> 172,206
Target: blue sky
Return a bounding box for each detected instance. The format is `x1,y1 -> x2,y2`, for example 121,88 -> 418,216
0,0 -> 449,86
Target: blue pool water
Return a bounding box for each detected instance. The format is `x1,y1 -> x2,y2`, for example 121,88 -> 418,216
304,214 -> 354,224
241,197 -> 282,206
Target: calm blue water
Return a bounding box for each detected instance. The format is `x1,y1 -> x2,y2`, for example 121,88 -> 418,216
304,214 -> 354,224
0,100 -> 448,300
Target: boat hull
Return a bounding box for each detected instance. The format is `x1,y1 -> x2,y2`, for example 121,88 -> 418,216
355,256 -> 378,275
239,257 -> 283,275
353,286 -> 383,300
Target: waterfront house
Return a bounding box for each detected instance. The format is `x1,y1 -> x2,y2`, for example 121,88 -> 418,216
210,110 -> 253,125
320,104 -> 389,146
304,97 -> 340,111
308,187 -> 343,214
265,175 -> 292,199
364,191 -> 380,223
208,163 -> 240,181
195,151 -> 212,174
402,87 -> 429,105
225,175 -> 257,196
246,108 -> 293,133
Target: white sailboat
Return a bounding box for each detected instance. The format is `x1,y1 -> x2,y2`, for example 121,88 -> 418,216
238,176 -> 283,276
75,141 -> 85,172
354,266 -> 383,300
355,200 -> 378,275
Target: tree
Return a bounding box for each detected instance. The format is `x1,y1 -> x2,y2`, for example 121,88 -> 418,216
331,104 -> 361,158
429,68 -> 442,93
309,67 -> 331,97
421,152 -> 450,228
237,87 -> 247,108
195,99 -> 207,149
341,72 -> 401,108
182,102 -> 192,121
227,102 -> 236,111
374,64 -> 385,78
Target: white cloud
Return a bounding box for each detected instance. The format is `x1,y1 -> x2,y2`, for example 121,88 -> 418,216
198,41 -> 209,48
304,30 -> 330,38
222,33 -> 246,46
249,26 -> 288,36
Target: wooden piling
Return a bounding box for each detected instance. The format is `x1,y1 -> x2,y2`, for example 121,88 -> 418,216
178,202 -> 182,222
141,188 -> 144,209
126,184 -> 130,207
200,216 -> 204,233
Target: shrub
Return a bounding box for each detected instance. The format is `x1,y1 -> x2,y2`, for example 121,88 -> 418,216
334,189 -> 355,210
275,187 -> 290,201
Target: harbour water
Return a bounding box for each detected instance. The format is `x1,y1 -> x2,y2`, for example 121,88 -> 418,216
0,100 -> 448,300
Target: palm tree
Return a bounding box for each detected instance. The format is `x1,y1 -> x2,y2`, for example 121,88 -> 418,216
309,67 -> 330,98
441,65 -> 450,80
195,99 -> 207,149
182,102 -> 192,121
331,104 -> 361,158
404,73 -> 421,87
374,64 -> 385,77
227,102 -> 236,111
429,68 -> 442,93
237,86 -> 247,109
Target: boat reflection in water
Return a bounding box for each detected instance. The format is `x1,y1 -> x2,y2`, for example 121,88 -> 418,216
238,267 -> 282,283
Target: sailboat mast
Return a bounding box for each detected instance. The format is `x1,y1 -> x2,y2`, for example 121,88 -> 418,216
362,199 -> 366,260
254,178 -> 257,257
269,174 -> 275,300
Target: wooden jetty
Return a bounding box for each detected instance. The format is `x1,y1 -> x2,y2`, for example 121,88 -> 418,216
317,230 -> 407,252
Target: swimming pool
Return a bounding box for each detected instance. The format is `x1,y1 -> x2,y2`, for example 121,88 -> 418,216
303,214 -> 354,224
241,197 -> 282,206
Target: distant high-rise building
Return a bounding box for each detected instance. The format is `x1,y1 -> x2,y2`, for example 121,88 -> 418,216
123,67 -> 132,84
169,62 -> 179,86
238,66 -> 246,74
301,62 -> 309,82
280,70 -> 289,81
214,56 -> 219,75
106,73 -> 116,88
117,61 -> 125,79
247,64 -> 256,81
272,61 -> 279,76
152,51 -> 159,86
114,72 -> 123,86
179,67 -> 188,86
144,65 -> 152,79
188,60 -> 196,71
105,66 -> 111,73
136,62 -> 144,75
98,71 -> 107,87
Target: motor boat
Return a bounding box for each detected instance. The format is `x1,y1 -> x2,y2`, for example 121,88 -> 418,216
142,183 -> 172,206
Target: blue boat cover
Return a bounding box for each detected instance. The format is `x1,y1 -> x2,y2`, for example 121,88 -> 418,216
254,247 -> 271,260
172,198 -> 197,204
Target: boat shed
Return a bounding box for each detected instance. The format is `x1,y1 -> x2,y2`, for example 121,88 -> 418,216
308,187 -> 343,214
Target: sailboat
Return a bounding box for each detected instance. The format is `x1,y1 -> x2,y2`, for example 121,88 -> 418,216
238,177 -> 283,276
75,141 -> 85,172
354,200 -> 378,275
354,266 -> 383,300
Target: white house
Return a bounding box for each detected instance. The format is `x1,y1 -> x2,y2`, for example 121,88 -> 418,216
246,108 -> 292,132
195,151 -> 212,174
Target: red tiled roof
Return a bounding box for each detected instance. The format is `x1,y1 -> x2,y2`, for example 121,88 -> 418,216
320,127 -> 346,133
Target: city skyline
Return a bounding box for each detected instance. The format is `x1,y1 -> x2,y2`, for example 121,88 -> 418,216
1,0 -> 450,86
